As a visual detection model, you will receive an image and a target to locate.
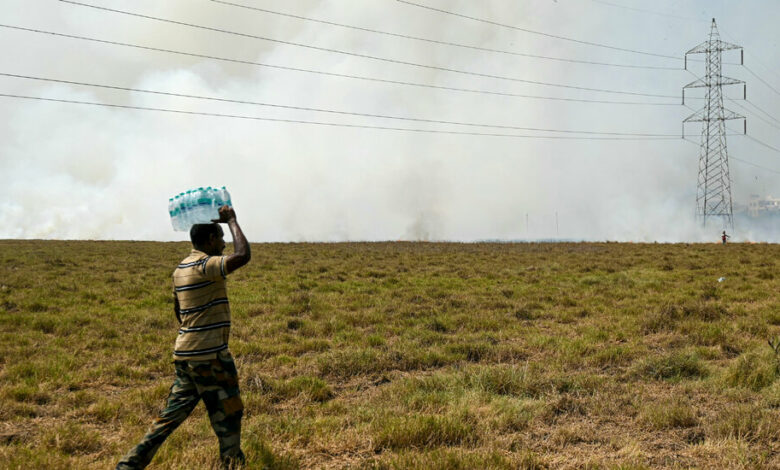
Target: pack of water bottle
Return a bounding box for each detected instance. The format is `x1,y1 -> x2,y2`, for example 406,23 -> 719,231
168,186 -> 232,231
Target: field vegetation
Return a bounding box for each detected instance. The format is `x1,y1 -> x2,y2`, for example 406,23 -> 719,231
0,240 -> 778,469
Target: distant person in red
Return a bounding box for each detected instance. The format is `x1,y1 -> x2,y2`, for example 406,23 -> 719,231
721,230 -> 730,244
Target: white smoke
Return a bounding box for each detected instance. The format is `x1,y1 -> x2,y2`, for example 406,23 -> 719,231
0,0 -> 778,242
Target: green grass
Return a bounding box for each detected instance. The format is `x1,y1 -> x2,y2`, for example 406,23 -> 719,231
0,240 -> 779,468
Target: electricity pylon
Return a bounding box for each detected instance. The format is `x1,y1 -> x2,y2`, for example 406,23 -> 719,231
682,18 -> 745,228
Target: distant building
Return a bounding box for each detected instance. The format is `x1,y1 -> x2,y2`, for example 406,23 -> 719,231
746,194 -> 780,218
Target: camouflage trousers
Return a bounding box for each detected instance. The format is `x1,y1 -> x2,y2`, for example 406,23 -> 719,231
116,351 -> 245,469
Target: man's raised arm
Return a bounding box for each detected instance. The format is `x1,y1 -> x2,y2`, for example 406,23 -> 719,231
213,206 -> 251,274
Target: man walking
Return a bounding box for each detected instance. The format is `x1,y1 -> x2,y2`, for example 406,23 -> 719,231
117,206 -> 251,469
721,230 -> 731,244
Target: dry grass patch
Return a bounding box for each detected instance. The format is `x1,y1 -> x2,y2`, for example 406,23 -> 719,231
364,449 -> 543,470
705,403 -> 780,442
373,412 -> 479,450
631,351 -> 709,381
638,396 -> 699,430
722,349 -> 779,391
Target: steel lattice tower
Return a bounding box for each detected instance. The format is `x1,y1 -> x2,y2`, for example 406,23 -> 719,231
682,19 -> 745,228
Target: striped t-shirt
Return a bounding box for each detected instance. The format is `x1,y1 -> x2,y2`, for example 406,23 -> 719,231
172,250 -> 231,361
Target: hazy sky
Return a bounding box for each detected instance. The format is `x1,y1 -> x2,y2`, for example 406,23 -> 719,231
1,0 -> 778,242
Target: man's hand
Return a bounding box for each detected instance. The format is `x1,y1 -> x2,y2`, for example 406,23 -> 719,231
211,206 -> 237,224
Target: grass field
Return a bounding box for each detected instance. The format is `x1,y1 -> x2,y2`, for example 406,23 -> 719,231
0,240 -> 779,469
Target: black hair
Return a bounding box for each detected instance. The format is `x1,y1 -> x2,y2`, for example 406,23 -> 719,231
190,224 -> 222,248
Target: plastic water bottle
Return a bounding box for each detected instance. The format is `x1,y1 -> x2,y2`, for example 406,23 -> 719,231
218,186 -> 232,208
188,190 -> 198,224
174,195 -> 186,231
168,198 -> 179,230
189,188 -> 199,223
183,190 -> 193,227
177,193 -> 186,227
194,187 -> 210,223
192,187 -> 204,223
206,186 -> 218,221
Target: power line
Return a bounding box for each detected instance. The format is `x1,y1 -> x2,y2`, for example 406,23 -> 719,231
687,105 -> 780,173
722,92 -> 780,130
396,0 -> 682,60
742,99 -> 780,127
0,24 -> 682,106
744,133 -> 780,156
59,1 -> 679,99
0,92 -> 688,141
588,0 -> 703,23
210,0 -> 681,71
721,26 -> 780,161
720,27 -> 780,93
724,123 -> 780,171
744,57 -> 780,91
745,99 -> 780,125
570,2 -> 740,67
0,72 -> 682,137
743,64 -> 780,101
725,98 -> 780,132
683,137 -> 780,175
732,154 -> 780,175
